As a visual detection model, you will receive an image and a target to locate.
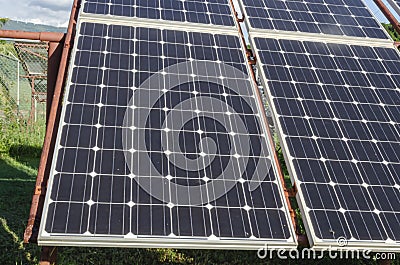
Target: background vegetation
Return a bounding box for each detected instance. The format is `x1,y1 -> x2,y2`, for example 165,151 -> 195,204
382,23 -> 400,41
1,19 -> 66,33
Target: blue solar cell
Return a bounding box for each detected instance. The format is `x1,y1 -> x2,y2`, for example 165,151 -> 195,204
253,36 -> 400,248
83,0 -> 235,27
240,0 -> 389,39
39,21 -> 296,249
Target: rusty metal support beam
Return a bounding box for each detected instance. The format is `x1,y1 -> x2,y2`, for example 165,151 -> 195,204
47,42 -> 63,126
21,75 -> 47,79
228,0 -> 309,248
0,30 -> 65,42
373,0 -> 400,35
236,13 -> 244,23
39,246 -> 57,265
24,0 -> 81,244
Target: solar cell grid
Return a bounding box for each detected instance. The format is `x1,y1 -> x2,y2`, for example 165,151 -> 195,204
388,0 -> 400,17
82,0 -> 235,27
239,0 -> 389,39
253,37 -> 400,248
39,22 -> 296,248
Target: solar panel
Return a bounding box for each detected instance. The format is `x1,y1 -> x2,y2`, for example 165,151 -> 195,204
238,0 -> 390,39
251,36 -> 400,250
38,20 -> 297,249
387,0 -> 400,18
82,0 -> 235,27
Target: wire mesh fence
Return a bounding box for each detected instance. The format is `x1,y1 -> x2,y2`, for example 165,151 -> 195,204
0,41 -> 48,122
0,53 -> 20,110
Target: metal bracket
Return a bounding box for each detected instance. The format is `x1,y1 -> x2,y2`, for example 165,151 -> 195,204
286,183 -> 298,198
236,14 -> 244,23
34,185 -> 47,195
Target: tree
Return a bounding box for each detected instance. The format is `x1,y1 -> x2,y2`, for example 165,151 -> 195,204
0,18 -> 12,52
0,19 -> 8,45
382,23 -> 400,41
0,18 -> 9,28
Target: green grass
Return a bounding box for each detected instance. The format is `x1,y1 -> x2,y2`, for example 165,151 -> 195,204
0,154 -> 41,265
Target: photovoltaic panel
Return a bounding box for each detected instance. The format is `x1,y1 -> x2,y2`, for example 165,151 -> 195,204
252,37 -> 400,250
38,21 -> 297,249
238,0 -> 390,40
82,0 -> 235,27
387,0 -> 400,18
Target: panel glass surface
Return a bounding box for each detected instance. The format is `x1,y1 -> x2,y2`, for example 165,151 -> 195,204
388,0 -> 400,17
83,0 -> 235,27
253,37 -> 400,247
240,0 -> 389,39
39,22 -> 296,248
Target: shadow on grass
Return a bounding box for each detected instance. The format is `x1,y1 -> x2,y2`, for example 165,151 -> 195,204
57,247 -> 384,265
0,153 -> 41,265
57,247 -> 265,265
8,144 -> 42,168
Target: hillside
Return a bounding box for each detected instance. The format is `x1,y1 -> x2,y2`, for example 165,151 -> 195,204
2,20 -> 66,33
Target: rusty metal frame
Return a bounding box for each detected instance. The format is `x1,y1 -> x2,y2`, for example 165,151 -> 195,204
0,0 -> 84,264
0,30 -> 64,42
0,24 -> 73,265
47,41 -> 63,124
373,0 -> 400,36
30,0 -> 80,262
22,0 -> 81,248
0,20 -> 72,253
228,0 -> 308,247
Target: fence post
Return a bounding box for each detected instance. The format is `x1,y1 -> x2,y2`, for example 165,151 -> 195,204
17,59 -> 19,110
